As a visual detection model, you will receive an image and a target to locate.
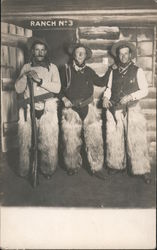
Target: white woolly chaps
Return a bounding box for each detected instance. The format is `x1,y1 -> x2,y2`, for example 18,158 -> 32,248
105,103 -> 151,175
61,108 -> 83,170
18,98 -> 59,177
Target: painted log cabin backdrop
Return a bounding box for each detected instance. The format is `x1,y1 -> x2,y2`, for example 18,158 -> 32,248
1,0 -> 157,165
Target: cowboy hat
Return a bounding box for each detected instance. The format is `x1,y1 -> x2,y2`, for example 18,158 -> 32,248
27,37 -> 50,51
67,43 -> 92,60
111,41 -> 136,59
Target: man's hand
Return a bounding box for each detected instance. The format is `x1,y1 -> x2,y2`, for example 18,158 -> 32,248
103,97 -> 112,109
62,97 -> 73,108
26,70 -> 42,85
119,95 -> 133,105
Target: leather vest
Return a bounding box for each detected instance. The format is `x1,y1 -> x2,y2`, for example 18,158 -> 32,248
111,63 -> 139,103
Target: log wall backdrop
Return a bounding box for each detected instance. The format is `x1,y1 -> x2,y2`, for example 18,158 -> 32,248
77,25 -> 156,162
1,22 -> 32,152
0,22 -> 156,162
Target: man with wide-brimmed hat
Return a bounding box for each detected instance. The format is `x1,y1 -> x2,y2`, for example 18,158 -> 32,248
102,40 -> 151,184
60,43 -> 109,179
15,37 -> 61,179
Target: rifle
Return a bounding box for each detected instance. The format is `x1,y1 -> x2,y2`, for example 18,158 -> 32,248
27,75 -> 39,188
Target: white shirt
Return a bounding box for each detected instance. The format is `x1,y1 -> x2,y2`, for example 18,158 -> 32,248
15,63 -> 61,110
103,67 -> 148,101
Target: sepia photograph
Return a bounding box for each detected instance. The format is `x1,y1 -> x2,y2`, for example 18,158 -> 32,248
0,0 -> 156,249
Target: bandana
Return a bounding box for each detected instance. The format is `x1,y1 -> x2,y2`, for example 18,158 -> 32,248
73,60 -> 86,73
31,58 -> 50,70
118,61 -> 133,76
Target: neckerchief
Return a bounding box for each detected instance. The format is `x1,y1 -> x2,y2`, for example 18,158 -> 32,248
73,60 -> 86,73
31,58 -> 50,70
118,61 -> 133,76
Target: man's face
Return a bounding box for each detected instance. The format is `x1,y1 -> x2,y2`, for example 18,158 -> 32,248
32,43 -> 47,62
74,47 -> 87,66
118,47 -> 131,64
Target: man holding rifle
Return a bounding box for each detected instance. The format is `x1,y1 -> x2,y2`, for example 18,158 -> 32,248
102,41 -> 151,184
15,37 -> 61,182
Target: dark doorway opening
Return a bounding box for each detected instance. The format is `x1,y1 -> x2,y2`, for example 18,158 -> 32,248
33,29 -> 77,66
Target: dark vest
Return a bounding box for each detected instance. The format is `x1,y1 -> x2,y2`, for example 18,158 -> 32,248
111,63 -> 139,103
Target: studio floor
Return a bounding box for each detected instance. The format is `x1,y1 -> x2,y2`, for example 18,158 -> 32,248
0,149 -> 156,208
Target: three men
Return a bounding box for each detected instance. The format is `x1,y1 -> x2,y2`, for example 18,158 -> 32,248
60,43 -> 109,178
15,37 -> 151,185
15,38 -> 61,179
103,41 -> 151,184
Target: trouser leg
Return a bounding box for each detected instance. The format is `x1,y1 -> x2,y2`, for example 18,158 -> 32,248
106,109 -> 126,170
18,106 -> 31,177
61,108 -> 83,172
126,104 -> 151,175
83,104 -> 104,173
38,98 -> 59,176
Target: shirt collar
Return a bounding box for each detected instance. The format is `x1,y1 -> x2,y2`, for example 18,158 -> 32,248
73,60 -> 86,73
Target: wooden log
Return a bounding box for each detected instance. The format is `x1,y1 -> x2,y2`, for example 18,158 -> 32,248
119,27 -> 137,41
154,75 -> 157,87
9,24 -> 16,34
147,131 -> 156,142
3,121 -> 18,137
2,135 -> 18,153
1,45 -> 10,78
79,26 -> 120,39
2,91 -> 18,123
147,87 -> 156,99
92,49 -> 108,58
88,57 -> 103,64
137,57 -> 152,71
88,50 -> 110,63
1,33 -> 28,47
1,45 -> 9,66
2,13 -> 157,25
80,38 -> 119,50
2,78 -> 15,91
16,26 -> 25,36
86,62 -> 108,76
9,46 -> 17,79
137,42 -> 153,56
1,67 -> 11,78
146,120 -> 156,131
24,28 -> 32,37
143,109 -> 156,120
1,22 -> 8,34
140,98 -> 156,109
137,28 -> 154,41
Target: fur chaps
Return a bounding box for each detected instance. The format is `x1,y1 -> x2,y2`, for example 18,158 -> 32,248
105,109 -> 126,170
61,108 -> 83,171
127,104 -> 150,175
18,106 -> 31,177
105,103 -> 151,175
38,98 -> 59,176
83,104 -> 104,172
18,98 -> 59,177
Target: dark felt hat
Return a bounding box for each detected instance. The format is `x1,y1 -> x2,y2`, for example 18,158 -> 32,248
111,41 -> 136,59
68,43 -> 92,60
27,37 -> 49,51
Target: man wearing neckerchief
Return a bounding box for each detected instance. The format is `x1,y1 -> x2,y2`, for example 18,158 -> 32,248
60,43 -> 110,179
102,41 -> 151,184
15,37 -> 61,179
